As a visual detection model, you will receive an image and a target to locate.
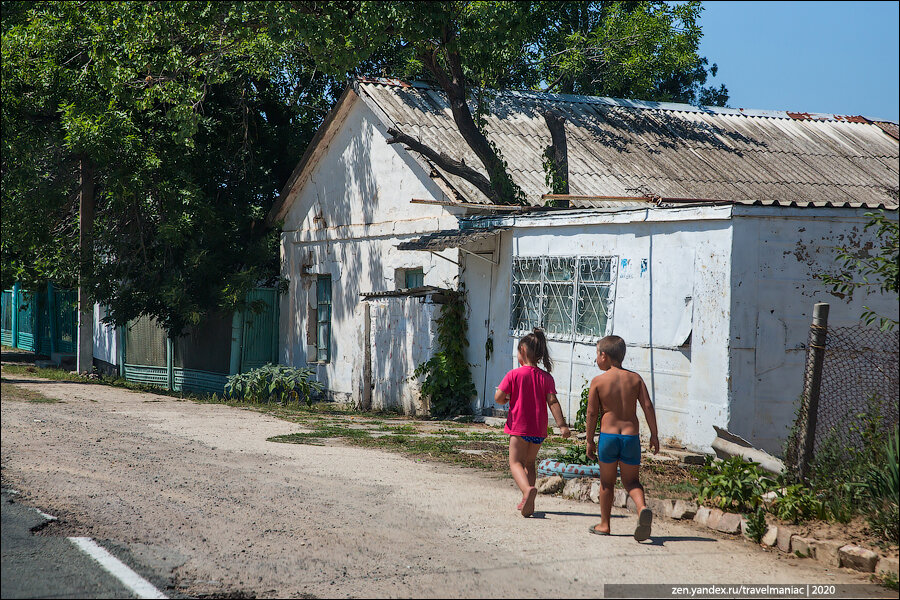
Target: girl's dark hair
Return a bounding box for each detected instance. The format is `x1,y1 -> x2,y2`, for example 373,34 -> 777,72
519,328 -> 552,372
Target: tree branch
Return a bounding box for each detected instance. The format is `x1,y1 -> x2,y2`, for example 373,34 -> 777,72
386,127 -> 498,203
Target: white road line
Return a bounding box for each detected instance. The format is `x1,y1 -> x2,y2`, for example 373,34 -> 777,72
68,537 -> 168,599
36,509 -> 58,522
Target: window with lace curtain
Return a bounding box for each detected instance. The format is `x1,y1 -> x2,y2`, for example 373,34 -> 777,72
510,256 -> 616,340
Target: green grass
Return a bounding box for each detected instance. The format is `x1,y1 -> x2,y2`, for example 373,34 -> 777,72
2,364 -> 85,382
1,381 -> 63,403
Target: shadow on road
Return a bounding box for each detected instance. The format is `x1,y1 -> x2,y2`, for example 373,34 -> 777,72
2,377 -> 85,386
531,511 -> 627,519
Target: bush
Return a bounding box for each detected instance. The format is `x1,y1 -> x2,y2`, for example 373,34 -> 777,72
412,291 -> 476,418
573,384 -> 589,431
224,364 -> 323,406
559,443 -> 591,465
743,506 -> 768,543
771,483 -> 823,524
696,455 -> 775,512
864,428 -> 899,543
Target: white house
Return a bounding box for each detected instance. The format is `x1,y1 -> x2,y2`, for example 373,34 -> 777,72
269,78 -> 899,452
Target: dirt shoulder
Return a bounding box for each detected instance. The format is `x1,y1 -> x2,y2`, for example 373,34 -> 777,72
1,371 -> 884,598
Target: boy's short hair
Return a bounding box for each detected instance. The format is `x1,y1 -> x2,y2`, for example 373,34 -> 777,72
597,335 -> 626,363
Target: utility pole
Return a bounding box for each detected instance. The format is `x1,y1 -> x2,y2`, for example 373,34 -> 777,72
76,157 -> 94,374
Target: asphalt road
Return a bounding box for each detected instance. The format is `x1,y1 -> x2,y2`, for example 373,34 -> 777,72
1,489 -> 137,599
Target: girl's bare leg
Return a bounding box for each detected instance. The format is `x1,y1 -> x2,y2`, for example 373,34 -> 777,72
509,436 -> 539,516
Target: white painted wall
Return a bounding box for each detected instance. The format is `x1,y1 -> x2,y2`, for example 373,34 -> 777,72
279,97 -> 460,403
367,296 -> 440,414
728,207 -> 900,454
92,304 -> 118,365
467,206 -> 735,451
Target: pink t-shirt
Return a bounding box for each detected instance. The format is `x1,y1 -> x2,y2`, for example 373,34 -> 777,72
499,365 -> 557,438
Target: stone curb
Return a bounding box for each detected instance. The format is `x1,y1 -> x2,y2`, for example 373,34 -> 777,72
536,475 -> 898,577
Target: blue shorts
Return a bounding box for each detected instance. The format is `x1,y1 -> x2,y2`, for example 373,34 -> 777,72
597,433 -> 641,465
519,435 -> 546,444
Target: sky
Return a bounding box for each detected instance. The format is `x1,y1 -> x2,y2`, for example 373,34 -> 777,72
698,1 -> 900,122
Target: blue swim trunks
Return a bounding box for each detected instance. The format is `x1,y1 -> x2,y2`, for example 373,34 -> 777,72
597,433 -> 641,465
519,435 -> 546,444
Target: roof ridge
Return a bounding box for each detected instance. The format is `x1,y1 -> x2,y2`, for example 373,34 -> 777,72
354,76 -> 899,125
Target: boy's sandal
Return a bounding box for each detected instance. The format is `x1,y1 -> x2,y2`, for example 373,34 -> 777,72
634,508 -> 653,541
588,524 -> 610,536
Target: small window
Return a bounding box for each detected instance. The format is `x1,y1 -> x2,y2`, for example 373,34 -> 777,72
404,268 -> 424,289
316,275 -> 331,362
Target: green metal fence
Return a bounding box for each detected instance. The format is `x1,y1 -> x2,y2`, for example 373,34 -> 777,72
121,288 -> 279,395
1,283 -> 78,355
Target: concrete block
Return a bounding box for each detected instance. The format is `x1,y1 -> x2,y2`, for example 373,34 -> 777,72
761,527 -> 778,547
646,498 -> 673,517
839,545 -> 879,573
776,526 -> 794,553
706,508 -> 724,530
589,481 -> 601,504
536,476 -> 564,495
693,505 -> 711,526
791,535 -> 814,557
671,500 -> 698,520
716,512 -> 743,534
876,556 -> 899,579
562,478 -> 591,502
613,488 -> 628,508
625,495 -> 637,512
809,539 -> 843,567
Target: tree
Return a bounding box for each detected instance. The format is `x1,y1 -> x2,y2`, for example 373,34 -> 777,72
2,2 -> 356,334
821,209 -> 900,331
3,1 -> 728,333
293,1 -> 728,205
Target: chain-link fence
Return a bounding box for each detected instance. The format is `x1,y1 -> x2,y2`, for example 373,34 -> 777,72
786,304 -> 900,479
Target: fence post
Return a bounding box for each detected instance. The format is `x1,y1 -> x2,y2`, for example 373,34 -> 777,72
800,302 -> 829,481
166,336 -> 174,391
48,282 -> 58,356
11,282 -> 19,349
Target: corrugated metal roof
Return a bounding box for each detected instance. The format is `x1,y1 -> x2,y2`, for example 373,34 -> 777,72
356,79 -> 899,210
396,227 -> 506,251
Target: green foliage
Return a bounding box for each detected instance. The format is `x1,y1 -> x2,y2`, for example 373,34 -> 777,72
696,455 -> 775,512
742,506 -> 768,544
573,384 -> 589,432
542,148 -> 569,197
820,210 -> 899,331
863,428 -> 900,543
412,291 -> 477,418
298,1 -> 727,205
224,364 -> 323,406
0,2 -> 388,334
770,484 -> 823,524
559,443 -> 591,465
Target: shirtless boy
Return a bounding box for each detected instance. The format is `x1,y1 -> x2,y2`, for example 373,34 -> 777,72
585,335 -> 659,541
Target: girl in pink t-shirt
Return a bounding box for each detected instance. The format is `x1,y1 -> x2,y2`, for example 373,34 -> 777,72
495,329 -> 571,516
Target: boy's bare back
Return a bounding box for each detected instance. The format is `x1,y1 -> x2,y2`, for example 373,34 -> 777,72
589,367 -> 651,436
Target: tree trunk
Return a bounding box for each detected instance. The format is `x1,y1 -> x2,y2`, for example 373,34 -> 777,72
418,47 -> 523,205
76,157 -> 94,374
543,110 -> 569,202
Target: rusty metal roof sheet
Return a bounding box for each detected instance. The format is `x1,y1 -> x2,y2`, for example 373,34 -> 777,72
396,227 -> 506,251
355,79 -> 899,210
